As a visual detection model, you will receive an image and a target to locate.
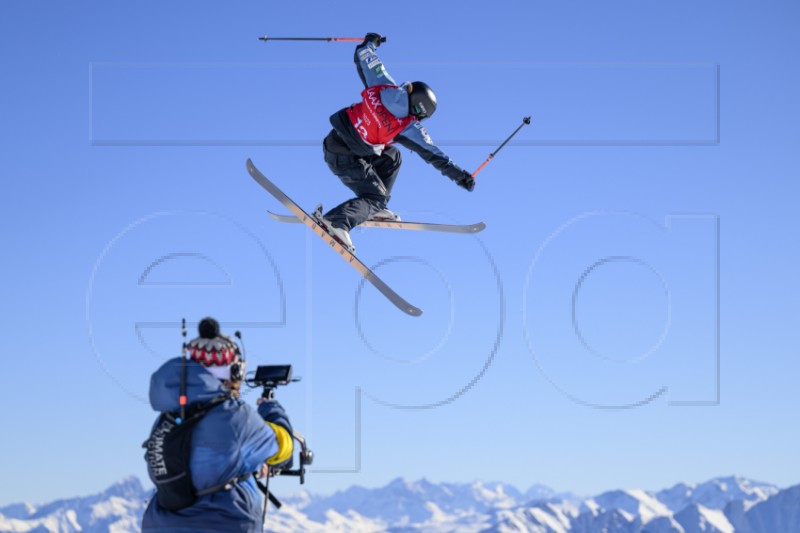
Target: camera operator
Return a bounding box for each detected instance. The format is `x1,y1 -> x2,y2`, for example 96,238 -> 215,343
141,317 -> 293,533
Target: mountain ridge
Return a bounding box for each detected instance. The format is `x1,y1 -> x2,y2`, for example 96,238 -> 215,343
0,476 -> 795,533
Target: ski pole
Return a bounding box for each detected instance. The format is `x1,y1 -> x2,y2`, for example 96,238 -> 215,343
258,36 -> 367,43
471,116 -> 532,177
262,471 -> 270,529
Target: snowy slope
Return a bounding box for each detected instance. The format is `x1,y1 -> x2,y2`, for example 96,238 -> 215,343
725,484 -> 800,533
590,489 -> 673,523
486,501 -> 575,533
674,504 -> 734,533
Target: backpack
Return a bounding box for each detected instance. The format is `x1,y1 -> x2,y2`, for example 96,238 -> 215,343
143,395 -> 227,511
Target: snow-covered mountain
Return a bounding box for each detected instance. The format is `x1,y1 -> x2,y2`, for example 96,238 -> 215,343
656,477 -> 779,512
486,477 -> 786,533
301,478 -> 522,523
673,504 -> 735,533
591,489 -> 673,522
0,476 -> 795,532
725,484 -> 800,533
0,477 -> 146,533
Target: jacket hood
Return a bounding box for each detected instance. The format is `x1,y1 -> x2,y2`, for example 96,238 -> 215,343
149,357 -> 227,412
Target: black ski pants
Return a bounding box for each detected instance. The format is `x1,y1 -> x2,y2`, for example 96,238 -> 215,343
322,131 -> 402,231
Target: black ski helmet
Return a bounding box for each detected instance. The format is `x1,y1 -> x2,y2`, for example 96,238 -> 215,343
409,81 -> 437,120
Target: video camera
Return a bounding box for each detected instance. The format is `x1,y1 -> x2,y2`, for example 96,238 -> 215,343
248,364 -> 297,391
244,365 -> 314,485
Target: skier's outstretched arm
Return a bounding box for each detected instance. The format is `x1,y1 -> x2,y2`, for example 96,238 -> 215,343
353,32 -> 397,88
395,124 -> 476,191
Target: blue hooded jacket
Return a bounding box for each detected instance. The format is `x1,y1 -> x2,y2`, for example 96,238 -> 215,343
141,358 -> 285,533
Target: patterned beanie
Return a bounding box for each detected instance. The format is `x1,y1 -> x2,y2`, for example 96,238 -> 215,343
187,317 -> 241,381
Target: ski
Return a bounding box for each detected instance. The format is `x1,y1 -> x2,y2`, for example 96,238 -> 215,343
246,159 -> 422,317
267,211 -> 486,234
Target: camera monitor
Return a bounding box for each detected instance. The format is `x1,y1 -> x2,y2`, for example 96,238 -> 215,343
253,364 -> 293,385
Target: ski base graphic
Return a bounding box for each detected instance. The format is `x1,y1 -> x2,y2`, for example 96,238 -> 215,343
246,159 -> 422,316
268,211 -> 486,234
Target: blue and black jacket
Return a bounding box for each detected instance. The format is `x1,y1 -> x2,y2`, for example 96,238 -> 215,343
329,40 -> 468,182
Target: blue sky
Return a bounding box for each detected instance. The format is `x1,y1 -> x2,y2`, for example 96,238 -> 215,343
1,0 -> 799,506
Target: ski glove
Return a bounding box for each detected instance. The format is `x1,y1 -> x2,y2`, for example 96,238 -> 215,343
363,33 -> 386,47
456,171 -> 476,192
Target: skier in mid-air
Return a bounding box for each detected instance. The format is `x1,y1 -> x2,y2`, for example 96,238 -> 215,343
314,32 -> 476,253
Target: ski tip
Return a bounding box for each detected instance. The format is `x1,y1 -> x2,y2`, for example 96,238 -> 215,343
406,305 -> 423,317
472,222 -> 487,233
268,210 -> 302,224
